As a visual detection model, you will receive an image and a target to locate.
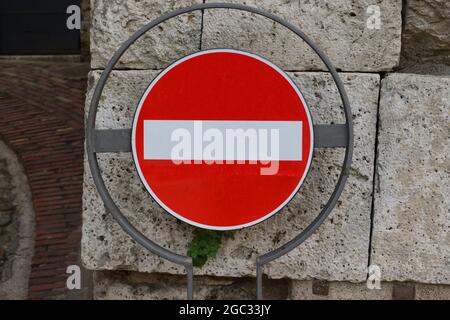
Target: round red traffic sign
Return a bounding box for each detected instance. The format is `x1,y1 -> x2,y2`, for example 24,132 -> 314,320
132,49 -> 313,230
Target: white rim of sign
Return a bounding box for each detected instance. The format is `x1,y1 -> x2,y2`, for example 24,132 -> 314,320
131,48 -> 314,230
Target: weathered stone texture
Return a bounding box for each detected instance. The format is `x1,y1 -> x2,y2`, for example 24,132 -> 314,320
401,0 -> 450,68
94,270 -> 295,300
416,283 -> 450,300
94,271 -> 259,300
94,272 -> 450,300
372,74 -> 450,284
85,70 -> 159,129
202,0 -> 402,72
290,280 -> 393,300
0,141 -> 35,300
90,0 -> 402,71
82,70 -> 379,281
291,281 -> 450,300
90,0 -> 203,69
0,158 -> 18,294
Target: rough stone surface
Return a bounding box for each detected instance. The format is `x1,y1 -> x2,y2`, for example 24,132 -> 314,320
416,283 -> 450,300
0,156 -> 16,296
401,0 -> 450,68
372,73 -> 450,284
290,280 -> 393,300
392,282 -> 416,300
90,0 -> 203,69
93,271 -> 450,300
94,271 -> 258,300
202,0 -> 402,72
398,63 -> 450,77
0,141 -> 35,300
82,70 -> 379,281
85,70 -> 159,129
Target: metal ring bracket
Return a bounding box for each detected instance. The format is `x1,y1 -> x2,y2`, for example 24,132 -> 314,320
86,3 -> 353,300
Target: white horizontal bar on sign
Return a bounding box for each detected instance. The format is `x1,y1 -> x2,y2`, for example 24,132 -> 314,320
143,120 -> 303,161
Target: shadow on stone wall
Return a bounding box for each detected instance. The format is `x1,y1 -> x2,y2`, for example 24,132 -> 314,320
399,0 -> 450,75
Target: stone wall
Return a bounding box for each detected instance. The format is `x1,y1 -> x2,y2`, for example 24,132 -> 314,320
0,141 -> 35,299
372,74 -> 450,284
82,0 -> 450,299
400,0 -> 450,73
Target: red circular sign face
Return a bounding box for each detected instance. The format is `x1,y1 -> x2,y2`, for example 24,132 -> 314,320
132,49 -> 313,230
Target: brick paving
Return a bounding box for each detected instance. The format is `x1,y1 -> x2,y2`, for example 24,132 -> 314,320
0,60 -> 90,299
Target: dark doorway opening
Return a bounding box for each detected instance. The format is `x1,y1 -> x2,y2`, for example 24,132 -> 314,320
0,0 -> 81,55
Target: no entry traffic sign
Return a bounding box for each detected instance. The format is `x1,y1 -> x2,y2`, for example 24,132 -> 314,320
132,49 -> 314,230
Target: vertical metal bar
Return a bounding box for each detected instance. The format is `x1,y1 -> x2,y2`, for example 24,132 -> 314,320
256,260 -> 263,300
186,263 -> 194,300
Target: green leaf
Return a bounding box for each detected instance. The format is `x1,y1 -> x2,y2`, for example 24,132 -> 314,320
187,229 -> 230,267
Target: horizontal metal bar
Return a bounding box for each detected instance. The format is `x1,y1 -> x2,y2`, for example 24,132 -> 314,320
93,124 -> 348,153
93,129 -> 132,153
313,124 -> 348,148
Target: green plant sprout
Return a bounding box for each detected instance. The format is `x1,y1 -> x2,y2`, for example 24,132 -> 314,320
187,229 -> 234,267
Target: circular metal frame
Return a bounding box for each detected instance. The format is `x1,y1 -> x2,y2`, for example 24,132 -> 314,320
130,48 -> 315,231
86,2 -> 353,298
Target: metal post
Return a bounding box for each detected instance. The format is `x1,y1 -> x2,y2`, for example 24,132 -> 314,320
186,263 -> 194,300
256,260 -> 263,300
